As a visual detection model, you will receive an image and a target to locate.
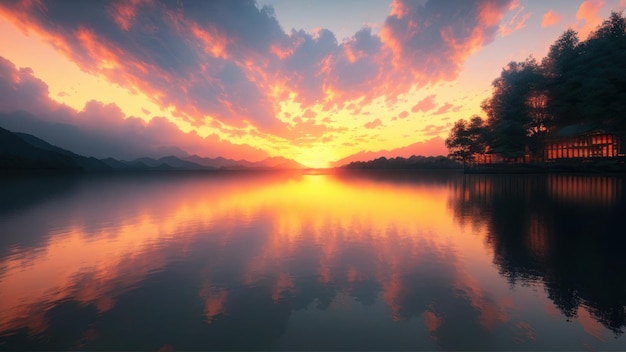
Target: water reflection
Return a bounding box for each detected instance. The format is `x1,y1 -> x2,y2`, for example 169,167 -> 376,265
0,171 -> 624,350
452,174 -> 626,336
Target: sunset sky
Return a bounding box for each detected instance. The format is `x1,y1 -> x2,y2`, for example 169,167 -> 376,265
1,0 -> 625,167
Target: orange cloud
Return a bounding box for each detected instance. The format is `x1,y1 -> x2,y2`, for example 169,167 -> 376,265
0,56 -> 269,161
110,0 -> 152,31
576,0 -> 605,39
412,94 -> 437,113
433,102 -> 453,115
364,118 -> 382,129
499,8 -> 531,37
541,10 -> 561,27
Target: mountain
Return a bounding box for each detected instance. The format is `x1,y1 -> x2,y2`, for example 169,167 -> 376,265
183,155 -> 307,169
183,155 -> 242,168
156,155 -> 209,170
15,132 -> 111,170
331,137 -> 448,167
0,125 -> 307,172
0,126 -> 80,170
100,157 -> 129,169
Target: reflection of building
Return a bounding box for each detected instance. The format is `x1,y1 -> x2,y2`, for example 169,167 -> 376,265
544,126 -> 621,160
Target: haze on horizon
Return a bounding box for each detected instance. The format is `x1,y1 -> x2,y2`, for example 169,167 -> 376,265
1,0 -> 625,168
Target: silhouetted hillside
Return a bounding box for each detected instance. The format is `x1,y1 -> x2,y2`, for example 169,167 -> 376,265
0,125 -> 308,171
15,132 -> 111,170
0,126 -> 81,170
342,155 -> 462,169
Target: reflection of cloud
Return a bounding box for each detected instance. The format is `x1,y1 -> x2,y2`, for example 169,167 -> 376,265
6,173 -> 620,349
200,286 -> 228,323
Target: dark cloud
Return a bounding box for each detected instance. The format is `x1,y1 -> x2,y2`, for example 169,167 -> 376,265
380,0 -> 515,83
0,0 -> 515,139
0,55 -> 268,160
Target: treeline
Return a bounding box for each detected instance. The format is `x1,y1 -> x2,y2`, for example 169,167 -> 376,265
342,155 -> 461,169
446,12 -> 626,164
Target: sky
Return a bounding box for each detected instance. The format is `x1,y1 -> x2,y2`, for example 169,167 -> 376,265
0,0 -> 625,167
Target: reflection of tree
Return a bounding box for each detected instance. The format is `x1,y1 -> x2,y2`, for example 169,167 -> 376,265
450,174 -> 626,335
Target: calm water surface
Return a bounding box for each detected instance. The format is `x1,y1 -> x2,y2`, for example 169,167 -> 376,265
0,170 -> 625,350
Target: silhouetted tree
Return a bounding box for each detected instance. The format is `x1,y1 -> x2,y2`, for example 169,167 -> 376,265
445,11 -> 626,162
481,58 -> 547,159
445,116 -> 487,165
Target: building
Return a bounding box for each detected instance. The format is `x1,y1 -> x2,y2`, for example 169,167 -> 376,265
543,125 -> 621,161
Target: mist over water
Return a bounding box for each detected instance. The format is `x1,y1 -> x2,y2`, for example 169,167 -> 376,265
0,171 -> 625,350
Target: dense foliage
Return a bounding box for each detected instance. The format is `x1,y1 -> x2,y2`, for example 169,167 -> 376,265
342,155 -> 461,169
446,12 -> 626,164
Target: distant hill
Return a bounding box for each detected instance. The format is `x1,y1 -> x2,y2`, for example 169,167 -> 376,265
331,137 -> 447,167
183,155 -> 308,169
0,126 -> 81,170
0,125 -> 308,171
15,132 -> 111,170
121,156 -> 208,170
184,155 -> 243,168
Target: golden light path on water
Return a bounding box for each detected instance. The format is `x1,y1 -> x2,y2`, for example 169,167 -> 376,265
0,172 -> 622,350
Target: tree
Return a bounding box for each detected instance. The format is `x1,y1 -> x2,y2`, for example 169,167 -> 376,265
445,116 -> 486,166
481,57 -> 547,158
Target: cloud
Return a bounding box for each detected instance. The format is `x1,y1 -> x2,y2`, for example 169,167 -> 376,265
398,111 -> 409,119
433,103 -> 453,115
420,124 -> 451,137
541,10 -> 561,27
0,55 -> 268,160
575,0 -> 605,39
380,0 -> 515,85
302,109 -> 317,118
499,7 -> 531,37
364,118 -> 382,129
412,95 -> 438,113
0,0 -> 517,139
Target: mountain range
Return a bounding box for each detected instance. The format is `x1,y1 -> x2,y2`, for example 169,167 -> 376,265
0,126 -> 308,171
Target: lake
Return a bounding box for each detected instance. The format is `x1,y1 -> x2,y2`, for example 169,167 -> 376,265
0,170 -> 625,350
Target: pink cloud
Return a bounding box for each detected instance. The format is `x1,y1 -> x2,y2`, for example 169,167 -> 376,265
500,8 -> 531,37
380,0 -> 515,86
364,118 -> 382,129
0,0 -> 518,142
542,10 -> 561,27
576,0 -> 605,39
412,95 -> 438,113
0,55 -> 268,161
433,103 -> 453,115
